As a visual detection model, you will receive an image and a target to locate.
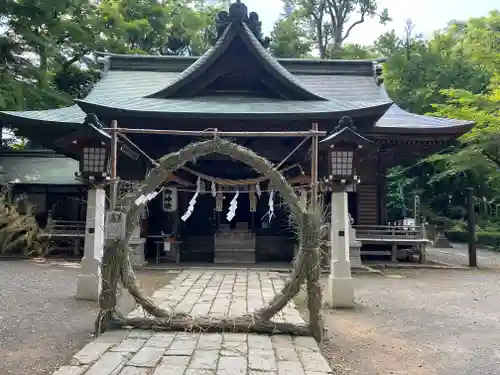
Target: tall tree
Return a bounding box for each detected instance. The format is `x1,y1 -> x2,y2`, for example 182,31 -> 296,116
285,0 -> 390,58
98,0 -> 221,56
383,11 -> 500,222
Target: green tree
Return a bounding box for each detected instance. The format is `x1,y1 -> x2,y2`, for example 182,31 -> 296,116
327,43 -> 376,59
98,0 -> 221,55
270,15 -> 313,58
284,0 -> 390,58
383,11 -> 500,223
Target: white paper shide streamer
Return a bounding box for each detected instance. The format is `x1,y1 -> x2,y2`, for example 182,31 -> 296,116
226,190 -> 239,222
181,177 -> 201,222
134,188 -> 163,206
211,181 -> 217,197
267,189 -> 275,222
255,183 -> 261,197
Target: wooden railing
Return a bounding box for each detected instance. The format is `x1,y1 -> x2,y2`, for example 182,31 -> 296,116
47,220 -> 86,237
353,224 -> 430,263
353,224 -> 425,241
42,219 -> 86,255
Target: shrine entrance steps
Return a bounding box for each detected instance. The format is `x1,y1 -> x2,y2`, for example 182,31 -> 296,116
214,227 -> 256,264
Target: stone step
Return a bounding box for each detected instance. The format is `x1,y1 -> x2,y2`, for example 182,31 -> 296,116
215,234 -> 255,240
214,248 -> 255,252
214,241 -> 255,248
214,250 -> 255,264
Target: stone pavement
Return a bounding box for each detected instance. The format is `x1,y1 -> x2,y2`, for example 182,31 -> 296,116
51,269 -> 333,375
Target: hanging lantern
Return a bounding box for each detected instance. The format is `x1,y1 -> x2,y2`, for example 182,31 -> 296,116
162,187 -> 178,212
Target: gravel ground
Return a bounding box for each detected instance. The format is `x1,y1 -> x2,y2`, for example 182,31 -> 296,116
0,260 -> 177,375
320,269 -> 500,375
427,243 -> 500,268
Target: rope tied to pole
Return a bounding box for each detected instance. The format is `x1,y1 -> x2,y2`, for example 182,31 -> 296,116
203,128 -> 220,151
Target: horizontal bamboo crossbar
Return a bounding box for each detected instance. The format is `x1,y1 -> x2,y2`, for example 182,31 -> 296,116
102,128 -> 327,137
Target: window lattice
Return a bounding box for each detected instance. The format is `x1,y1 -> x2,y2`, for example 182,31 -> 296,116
83,147 -> 107,173
331,151 -> 353,176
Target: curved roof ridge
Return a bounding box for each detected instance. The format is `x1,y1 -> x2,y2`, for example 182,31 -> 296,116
374,77 -> 475,134
239,23 -> 327,100
144,20 -> 326,101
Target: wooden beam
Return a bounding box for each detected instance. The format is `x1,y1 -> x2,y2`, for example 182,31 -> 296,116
102,128 -> 326,138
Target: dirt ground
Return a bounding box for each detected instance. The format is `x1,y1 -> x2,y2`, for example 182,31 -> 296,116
317,269 -> 500,375
0,259 -> 178,375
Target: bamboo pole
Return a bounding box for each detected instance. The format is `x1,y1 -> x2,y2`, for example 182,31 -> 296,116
310,123 -> 319,208
101,128 -> 326,138
110,120 -> 118,209
306,122 -> 323,342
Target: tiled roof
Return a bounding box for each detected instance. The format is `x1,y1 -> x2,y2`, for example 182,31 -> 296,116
0,105 -> 85,125
0,151 -> 80,185
77,95 -> 391,120
0,53 -> 474,134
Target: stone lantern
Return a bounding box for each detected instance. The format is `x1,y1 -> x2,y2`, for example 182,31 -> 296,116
319,116 -> 372,308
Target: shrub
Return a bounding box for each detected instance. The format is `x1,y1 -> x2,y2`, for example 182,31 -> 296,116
0,187 -> 46,256
445,230 -> 500,250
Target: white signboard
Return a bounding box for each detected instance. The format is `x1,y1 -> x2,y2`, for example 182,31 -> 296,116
105,211 -> 126,240
163,187 -> 178,212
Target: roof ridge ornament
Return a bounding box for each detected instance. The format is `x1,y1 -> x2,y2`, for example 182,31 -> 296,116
372,62 -> 384,86
334,116 -> 357,133
216,1 -> 270,48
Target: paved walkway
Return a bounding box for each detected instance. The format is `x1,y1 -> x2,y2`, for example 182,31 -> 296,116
52,269 -> 332,375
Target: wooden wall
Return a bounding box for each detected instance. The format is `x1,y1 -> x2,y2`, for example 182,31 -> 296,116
357,184 -> 378,225
355,146 -> 381,225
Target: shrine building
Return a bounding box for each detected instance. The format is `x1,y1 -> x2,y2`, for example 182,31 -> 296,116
0,1 -> 474,264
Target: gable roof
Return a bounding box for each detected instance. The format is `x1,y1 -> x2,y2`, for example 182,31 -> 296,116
146,22 -> 325,101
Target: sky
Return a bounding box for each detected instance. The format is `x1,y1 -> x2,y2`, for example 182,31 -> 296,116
252,0 -> 498,45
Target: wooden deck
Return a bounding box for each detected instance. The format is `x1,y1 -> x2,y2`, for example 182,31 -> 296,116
354,224 -> 431,262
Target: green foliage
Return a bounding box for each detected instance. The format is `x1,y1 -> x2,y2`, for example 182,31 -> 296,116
270,15 -> 313,58
326,44 -> 377,60
445,230 -> 500,250
380,11 -> 500,226
0,0 -> 223,148
283,0 -> 389,58
98,0 -> 221,56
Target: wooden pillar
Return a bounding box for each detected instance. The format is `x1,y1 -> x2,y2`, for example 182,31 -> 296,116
466,187 -> 477,267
